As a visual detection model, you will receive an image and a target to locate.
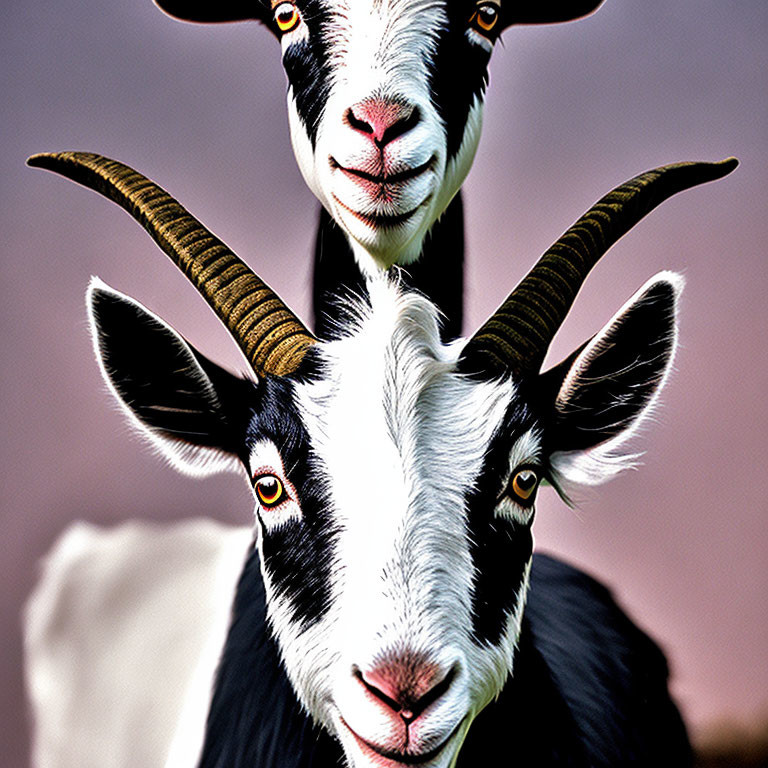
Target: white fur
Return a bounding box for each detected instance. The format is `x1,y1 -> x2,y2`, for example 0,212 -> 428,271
264,277 -> 527,766
285,0 -> 496,273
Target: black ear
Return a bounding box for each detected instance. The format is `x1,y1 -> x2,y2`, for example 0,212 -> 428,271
154,0 -> 271,26
503,1 -> 604,28
543,273 -> 682,487
87,279 -> 252,476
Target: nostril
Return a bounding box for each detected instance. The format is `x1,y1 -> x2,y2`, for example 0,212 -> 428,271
353,666 -> 402,713
407,663 -> 455,718
346,100 -> 420,148
378,107 -> 420,148
353,659 -> 457,720
345,107 -> 374,136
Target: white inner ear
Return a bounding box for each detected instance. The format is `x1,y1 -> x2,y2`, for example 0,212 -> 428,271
86,277 -> 242,479
550,272 -> 684,489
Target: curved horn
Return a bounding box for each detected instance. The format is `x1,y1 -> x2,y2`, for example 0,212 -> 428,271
28,151 -> 316,377
460,158 -> 738,377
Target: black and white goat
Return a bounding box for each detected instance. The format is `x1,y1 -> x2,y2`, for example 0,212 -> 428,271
28,151 -> 736,767
153,0 -> 604,337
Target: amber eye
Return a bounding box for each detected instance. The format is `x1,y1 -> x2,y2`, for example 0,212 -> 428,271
255,474 -> 286,507
274,2 -> 300,33
470,3 -> 500,35
509,467 -> 539,506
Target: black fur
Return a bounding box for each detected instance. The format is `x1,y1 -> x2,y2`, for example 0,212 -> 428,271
429,2 -> 493,162
90,288 -> 252,453
199,552 -> 691,767
244,373 -> 340,630
465,397 -> 540,646
543,280 -> 677,455
281,1 -> 334,148
519,555 -> 693,766
312,192 -> 465,342
93,290 -> 339,630
468,514 -> 533,647
197,545 -> 343,768
459,555 -> 692,766
465,280 -> 678,647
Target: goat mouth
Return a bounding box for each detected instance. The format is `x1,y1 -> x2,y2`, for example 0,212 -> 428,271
338,714 -> 463,766
331,157 -> 435,188
332,194 -> 430,231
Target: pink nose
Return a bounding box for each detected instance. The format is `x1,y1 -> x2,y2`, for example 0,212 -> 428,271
354,653 -> 456,722
346,99 -> 420,149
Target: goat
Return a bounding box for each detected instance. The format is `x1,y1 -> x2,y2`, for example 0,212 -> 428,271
153,0 -> 605,338
28,150 -> 736,767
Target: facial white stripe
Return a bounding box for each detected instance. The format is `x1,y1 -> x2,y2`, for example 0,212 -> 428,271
264,279 -> 524,752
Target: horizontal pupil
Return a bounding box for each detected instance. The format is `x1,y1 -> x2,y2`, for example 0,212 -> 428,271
257,477 -> 282,504
275,5 -> 297,29
516,472 -> 536,489
478,7 -> 497,29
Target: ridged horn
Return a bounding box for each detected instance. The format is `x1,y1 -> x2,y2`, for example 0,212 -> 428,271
28,151 -> 316,377
460,157 -> 738,377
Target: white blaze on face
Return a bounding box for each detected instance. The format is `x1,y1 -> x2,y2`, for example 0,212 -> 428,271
284,0 -> 494,272
253,279 -> 535,767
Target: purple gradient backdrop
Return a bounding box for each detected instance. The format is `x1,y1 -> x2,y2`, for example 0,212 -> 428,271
2,1 -> 766,765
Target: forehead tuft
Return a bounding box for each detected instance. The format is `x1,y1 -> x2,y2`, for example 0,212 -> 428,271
295,280 -> 517,506
319,0 -> 448,71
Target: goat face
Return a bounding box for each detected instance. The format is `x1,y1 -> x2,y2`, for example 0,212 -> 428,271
33,151 -> 733,767
87,272 -> 680,768
280,0 -> 494,271
155,0 -> 604,272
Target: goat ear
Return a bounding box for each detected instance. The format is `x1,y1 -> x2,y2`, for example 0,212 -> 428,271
153,0 -> 272,26
543,272 -> 682,488
503,1 -> 604,28
87,278 -> 251,477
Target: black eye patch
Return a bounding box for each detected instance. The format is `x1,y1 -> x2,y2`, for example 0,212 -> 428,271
465,399 -> 541,646
245,374 -> 338,630
281,1 -> 333,147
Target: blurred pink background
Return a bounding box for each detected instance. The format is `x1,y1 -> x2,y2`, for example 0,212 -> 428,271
2,1 -> 766,765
